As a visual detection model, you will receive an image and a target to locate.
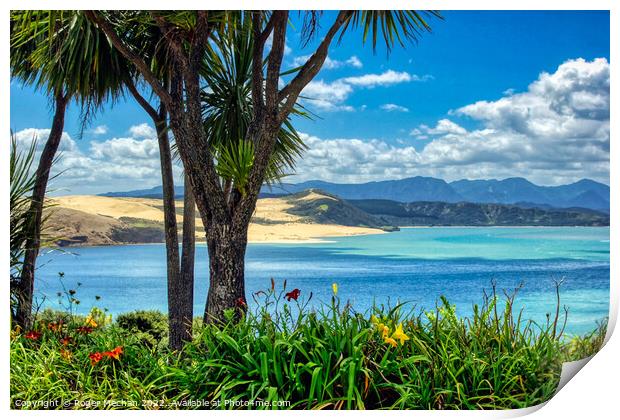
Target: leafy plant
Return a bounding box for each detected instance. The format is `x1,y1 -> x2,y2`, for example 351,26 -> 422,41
10,282 -> 607,410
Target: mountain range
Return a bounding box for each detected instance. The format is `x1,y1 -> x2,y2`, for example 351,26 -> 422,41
101,176 -> 610,212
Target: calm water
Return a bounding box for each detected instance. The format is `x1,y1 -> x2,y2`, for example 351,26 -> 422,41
35,227 -> 610,336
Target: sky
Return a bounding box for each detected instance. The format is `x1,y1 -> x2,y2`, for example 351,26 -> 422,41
10,11 -> 610,195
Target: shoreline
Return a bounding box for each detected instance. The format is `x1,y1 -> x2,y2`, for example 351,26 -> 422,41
397,225 -> 609,229
51,224 -> 609,248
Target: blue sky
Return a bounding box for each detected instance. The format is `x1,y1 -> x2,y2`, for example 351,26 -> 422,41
10,11 -> 610,194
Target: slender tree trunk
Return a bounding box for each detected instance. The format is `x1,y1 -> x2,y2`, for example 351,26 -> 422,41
152,108 -> 192,351
15,91 -> 68,329
127,79 -> 194,350
180,175 -> 195,331
204,221 -> 248,323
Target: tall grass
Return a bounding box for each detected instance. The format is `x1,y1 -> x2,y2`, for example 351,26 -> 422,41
10,280 -> 606,410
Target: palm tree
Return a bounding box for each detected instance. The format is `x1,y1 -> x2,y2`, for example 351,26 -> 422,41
199,15 -> 307,319
10,11 -> 130,328
114,13 -> 198,349
88,10 -> 441,323
12,11 -> 199,349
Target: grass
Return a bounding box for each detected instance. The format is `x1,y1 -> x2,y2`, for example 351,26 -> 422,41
10,280 -> 607,410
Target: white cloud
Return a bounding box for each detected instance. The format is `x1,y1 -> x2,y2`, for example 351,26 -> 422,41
292,58 -> 609,185
413,119 -> 467,136
292,54 -> 363,70
13,128 -> 78,153
89,125 -> 108,135
381,103 -> 409,113
16,58 -> 608,193
342,70 -> 416,87
302,70 -> 428,112
128,123 -> 157,139
12,127 -> 181,195
346,56 -> 363,68
90,137 -> 160,162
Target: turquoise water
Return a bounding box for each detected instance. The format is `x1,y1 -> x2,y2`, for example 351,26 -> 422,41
34,227 -> 609,336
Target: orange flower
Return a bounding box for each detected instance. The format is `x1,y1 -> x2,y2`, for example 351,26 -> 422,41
88,352 -> 103,366
103,346 -> 123,360
60,336 -> 72,346
384,337 -> 398,347
48,321 -> 63,332
285,288 -> 301,302
24,330 -> 42,340
60,348 -> 72,361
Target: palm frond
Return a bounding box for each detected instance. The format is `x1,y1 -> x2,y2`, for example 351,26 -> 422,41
201,13 -> 308,194
336,10 -> 442,53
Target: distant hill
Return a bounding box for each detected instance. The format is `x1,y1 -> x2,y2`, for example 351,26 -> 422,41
284,190 -> 398,231
349,199 -> 609,227
101,176 -> 610,213
449,178 -> 609,212
263,176 -> 465,202
45,207 -> 165,247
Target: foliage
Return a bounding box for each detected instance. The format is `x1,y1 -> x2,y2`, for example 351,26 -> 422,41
116,310 -> 169,348
10,134 -> 37,279
202,14 -> 308,193
10,282 -> 606,410
10,11 -> 130,121
562,320 -> 608,361
9,134 -> 57,318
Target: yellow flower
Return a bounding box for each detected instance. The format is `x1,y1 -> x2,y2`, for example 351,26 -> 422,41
85,315 -> 98,328
392,323 -> 410,345
332,283 -> 338,295
377,323 -> 390,339
370,315 -> 379,325
10,325 -> 22,340
384,336 -> 398,347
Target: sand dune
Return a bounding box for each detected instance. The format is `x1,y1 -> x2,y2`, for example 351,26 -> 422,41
47,194 -> 383,245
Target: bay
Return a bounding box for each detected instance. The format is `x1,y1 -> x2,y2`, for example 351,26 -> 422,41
34,227 -> 610,336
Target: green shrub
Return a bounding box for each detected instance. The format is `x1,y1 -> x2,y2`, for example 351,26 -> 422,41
115,310 -> 168,347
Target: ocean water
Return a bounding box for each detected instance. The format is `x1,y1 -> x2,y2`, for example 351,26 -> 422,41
34,227 -> 610,336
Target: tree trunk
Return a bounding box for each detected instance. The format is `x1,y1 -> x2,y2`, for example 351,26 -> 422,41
180,174 -> 196,332
15,91 -> 68,329
153,110 -> 192,351
204,221 -> 248,323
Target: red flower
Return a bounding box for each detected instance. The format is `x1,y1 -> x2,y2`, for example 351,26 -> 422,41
285,288 -> 301,302
102,346 -> 123,360
60,336 -> 72,346
236,297 -> 247,307
24,330 -> 42,340
88,352 -> 103,366
76,326 -> 93,335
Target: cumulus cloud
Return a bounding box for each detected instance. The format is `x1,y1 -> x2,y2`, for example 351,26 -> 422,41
302,70 -> 428,112
293,58 -> 609,185
292,54 -> 363,69
89,125 -> 108,135
342,70 -> 425,87
13,127 -> 181,195
16,58 -> 608,193
381,103 -> 409,113
13,128 -> 78,153
128,123 -> 157,139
